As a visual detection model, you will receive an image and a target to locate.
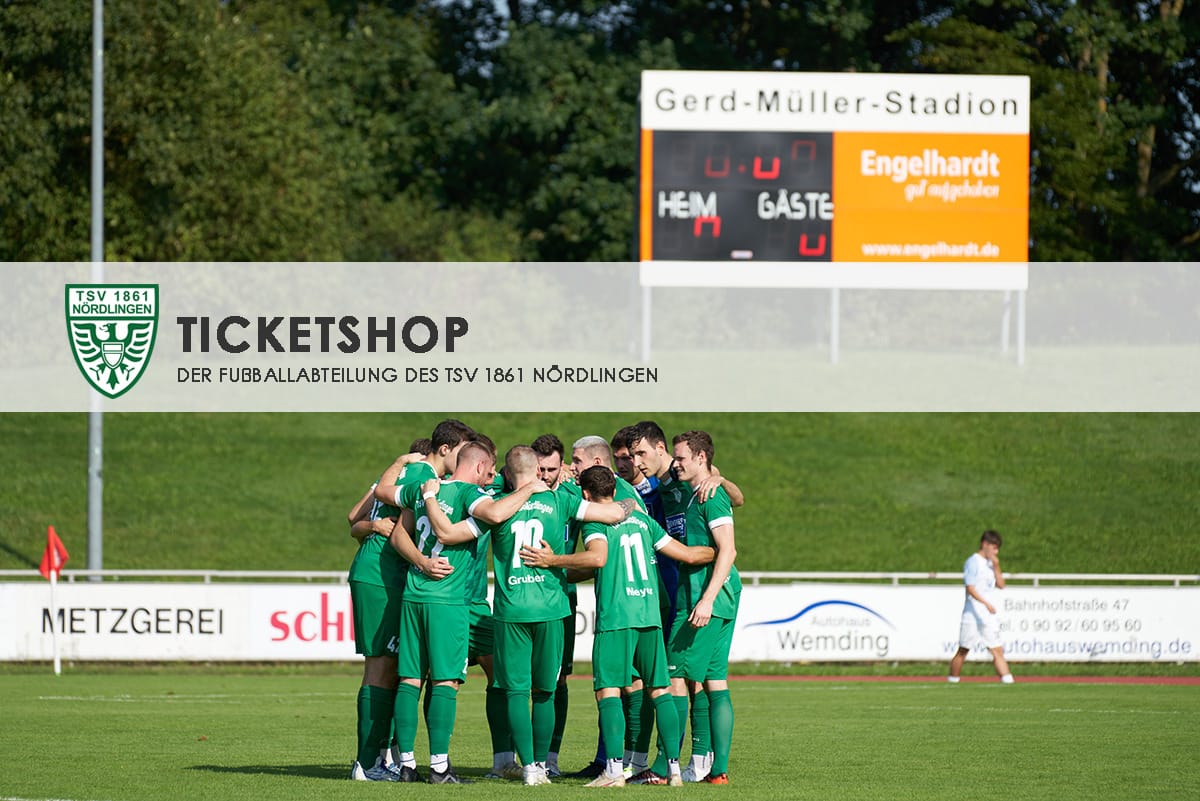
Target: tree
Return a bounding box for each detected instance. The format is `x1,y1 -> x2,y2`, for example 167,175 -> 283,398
891,0 -> 1199,260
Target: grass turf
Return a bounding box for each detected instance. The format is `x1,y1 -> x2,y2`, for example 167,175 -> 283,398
2,413 -> 1198,574
0,669 -> 1195,801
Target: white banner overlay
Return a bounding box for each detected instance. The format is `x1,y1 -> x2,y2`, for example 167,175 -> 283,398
3,582 -> 1195,663
0,261 -> 1196,411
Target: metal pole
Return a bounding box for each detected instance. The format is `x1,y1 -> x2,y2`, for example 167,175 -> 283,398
88,0 -> 105,576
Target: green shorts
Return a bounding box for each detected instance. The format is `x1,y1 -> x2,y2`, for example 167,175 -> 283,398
350,580 -> 403,658
667,606 -> 737,682
396,600 -> 469,683
593,626 -> 670,691
493,619 -> 564,693
468,598 -> 495,661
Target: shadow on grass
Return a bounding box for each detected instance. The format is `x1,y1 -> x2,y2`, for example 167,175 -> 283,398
187,764 -> 500,782
188,764 -> 347,780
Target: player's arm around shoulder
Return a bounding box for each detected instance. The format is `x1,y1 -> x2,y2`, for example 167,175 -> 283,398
656,535 -> 715,566
470,479 -> 545,525
389,505 -> 454,579
577,496 -> 637,525
522,527 -> 607,572
372,454 -> 429,505
424,481 -> 480,545
348,484 -> 387,544
696,466 -> 745,508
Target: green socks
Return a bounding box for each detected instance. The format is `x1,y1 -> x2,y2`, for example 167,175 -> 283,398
486,685 -> 512,754
531,689 -> 556,763
597,696 -> 625,762
707,689 -> 733,775
690,687 -> 712,759
356,685 -> 397,766
392,682 -> 421,754
652,692 -> 682,760
549,682 -> 568,753
427,684 -> 458,758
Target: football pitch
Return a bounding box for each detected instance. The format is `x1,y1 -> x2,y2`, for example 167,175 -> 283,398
0,669 -> 1195,801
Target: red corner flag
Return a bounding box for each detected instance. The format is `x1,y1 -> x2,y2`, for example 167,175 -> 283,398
39,526 -> 70,580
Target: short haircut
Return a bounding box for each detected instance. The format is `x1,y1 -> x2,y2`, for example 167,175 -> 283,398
431,418 -> 475,451
672,429 -> 714,465
456,440 -> 493,467
505,445 -> 539,479
981,529 -> 1003,548
530,433 -> 565,459
573,435 -> 612,466
579,465 -> 616,500
407,437 -> 432,456
472,431 -> 497,457
611,425 -> 640,453
632,420 -> 667,448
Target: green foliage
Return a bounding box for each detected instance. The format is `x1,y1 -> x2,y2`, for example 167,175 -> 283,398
891,0 -> 1199,260
0,1 -> 1196,260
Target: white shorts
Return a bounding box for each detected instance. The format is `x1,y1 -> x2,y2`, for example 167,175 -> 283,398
959,609 -> 1002,650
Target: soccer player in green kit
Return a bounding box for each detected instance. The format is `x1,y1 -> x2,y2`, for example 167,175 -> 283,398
557,435 -> 650,778
384,439 -> 542,783
521,466 -> 716,787
424,445 -> 636,785
628,420 -> 744,783
347,425 -> 468,782
665,430 -> 741,785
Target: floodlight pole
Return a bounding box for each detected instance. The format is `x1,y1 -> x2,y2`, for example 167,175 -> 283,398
87,0 -> 105,577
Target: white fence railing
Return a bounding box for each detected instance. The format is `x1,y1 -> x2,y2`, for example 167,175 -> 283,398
1,569 -> 1196,587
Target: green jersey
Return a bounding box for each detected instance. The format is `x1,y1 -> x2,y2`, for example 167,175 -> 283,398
397,479 -> 484,605
468,475 -> 505,604
676,485 -> 741,620
560,474 -> 647,596
347,476 -> 409,589
484,489 -> 589,623
583,510 -> 672,632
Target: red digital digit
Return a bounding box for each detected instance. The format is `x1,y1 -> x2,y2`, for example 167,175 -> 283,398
752,156 -> 780,180
798,234 -> 827,257
704,155 -> 730,178
693,216 -> 721,238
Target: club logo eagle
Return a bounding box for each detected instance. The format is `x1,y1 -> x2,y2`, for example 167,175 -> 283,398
65,284 -> 159,399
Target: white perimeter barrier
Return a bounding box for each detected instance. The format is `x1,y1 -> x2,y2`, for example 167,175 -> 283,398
0,574 -> 1196,663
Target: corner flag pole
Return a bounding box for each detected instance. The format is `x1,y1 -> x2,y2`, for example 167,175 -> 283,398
41,526 -> 70,675
88,0 -> 105,578
50,567 -> 61,675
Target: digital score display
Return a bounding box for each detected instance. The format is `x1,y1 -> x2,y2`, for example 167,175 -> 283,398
645,131 -> 834,261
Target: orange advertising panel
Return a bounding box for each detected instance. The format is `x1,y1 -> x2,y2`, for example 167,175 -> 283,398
832,132 -> 1028,262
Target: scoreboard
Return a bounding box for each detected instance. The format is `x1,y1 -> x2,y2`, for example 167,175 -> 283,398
638,71 -> 1030,267
646,130 -> 833,261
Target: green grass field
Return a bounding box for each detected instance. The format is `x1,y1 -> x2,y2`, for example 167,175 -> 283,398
2,413 -> 1197,799
0,667 -> 1195,801
2,413 -> 1198,574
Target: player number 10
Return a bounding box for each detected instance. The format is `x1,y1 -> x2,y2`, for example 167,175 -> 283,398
512,519 -> 545,568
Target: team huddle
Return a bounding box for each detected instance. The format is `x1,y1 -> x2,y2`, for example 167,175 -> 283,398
345,419 -> 744,786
